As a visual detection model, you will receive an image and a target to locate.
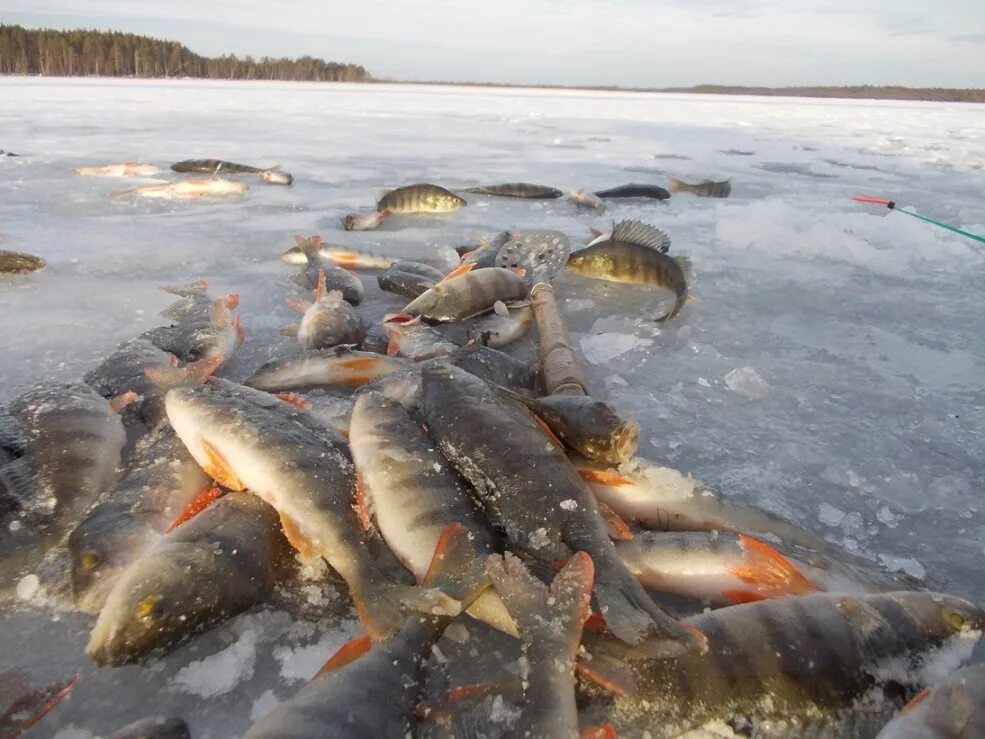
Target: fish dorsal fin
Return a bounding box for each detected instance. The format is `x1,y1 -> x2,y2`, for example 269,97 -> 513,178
611,220 -> 671,254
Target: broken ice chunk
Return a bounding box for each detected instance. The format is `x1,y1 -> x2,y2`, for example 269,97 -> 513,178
724,366 -> 770,400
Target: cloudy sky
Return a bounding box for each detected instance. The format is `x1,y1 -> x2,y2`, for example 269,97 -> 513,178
6,0 -> 985,87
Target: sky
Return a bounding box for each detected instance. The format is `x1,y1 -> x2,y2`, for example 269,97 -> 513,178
4,0 -> 985,87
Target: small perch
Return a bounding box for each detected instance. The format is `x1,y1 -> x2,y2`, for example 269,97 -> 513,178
531,282 -> 587,396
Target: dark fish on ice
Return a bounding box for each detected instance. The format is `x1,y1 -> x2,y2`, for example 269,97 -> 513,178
245,525 -> 483,739
377,184 -> 466,214
403,267 -> 528,323
594,183 -> 671,200
170,159 -> 292,185
142,284 -> 244,365
668,176 -> 731,198
483,553 -> 598,739
525,394 -> 639,465
68,425 -> 212,614
247,347 -> 407,392
0,251 -> 45,274
567,219 -> 690,322
420,363 -> 701,653
107,716 -> 190,739
164,383 -> 459,638
458,230 -> 512,270
600,592 -> 985,737
350,392 -> 511,631
377,261 -> 444,299
464,183 -> 563,199
84,337 -> 218,430
87,493 -> 289,666
284,271 -> 364,350
284,236 -> 364,304
4,383 -> 131,534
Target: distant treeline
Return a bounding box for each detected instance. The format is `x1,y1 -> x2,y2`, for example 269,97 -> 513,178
389,80 -> 985,104
0,25 -> 370,82
658,84 -> 985,103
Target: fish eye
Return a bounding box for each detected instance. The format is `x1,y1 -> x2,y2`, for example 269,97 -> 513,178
80,551 -> 102,570
135,595 -> 162,622
944,609 -> 969,630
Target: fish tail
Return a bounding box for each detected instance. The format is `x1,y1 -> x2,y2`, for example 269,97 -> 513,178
486,551 -> 594,657
144,356 -> 223,389
656,289 -> 688,323
421,523 -> 490,604
0,671 -> 79,736
726,535 -> 818,599
591,550 -> 703,654
161,279 -> 209,298
667,177 -> 685,193
353,579 -> 461,640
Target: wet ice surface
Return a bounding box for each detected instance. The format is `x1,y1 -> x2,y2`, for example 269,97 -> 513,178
2,78 -> 985,736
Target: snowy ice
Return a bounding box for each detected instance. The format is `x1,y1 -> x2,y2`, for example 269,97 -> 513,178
1,78 -> 984,735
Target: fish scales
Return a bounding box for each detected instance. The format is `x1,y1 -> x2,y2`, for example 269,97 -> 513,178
420,363 -> 698,652
164,383 -> 457,638
606,592 -> 985,736
86,492 -> 288,666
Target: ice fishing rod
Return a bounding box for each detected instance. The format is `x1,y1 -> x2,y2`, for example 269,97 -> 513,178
853,196 -> 985,245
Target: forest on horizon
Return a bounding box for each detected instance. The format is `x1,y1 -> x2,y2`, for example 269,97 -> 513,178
2,24 -> 982,103
0,25 -> 370,82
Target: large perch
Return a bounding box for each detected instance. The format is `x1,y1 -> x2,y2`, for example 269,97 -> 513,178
531,282 -> 587,396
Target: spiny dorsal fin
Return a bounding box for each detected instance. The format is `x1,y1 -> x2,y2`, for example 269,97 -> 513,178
611,220 -> 671,254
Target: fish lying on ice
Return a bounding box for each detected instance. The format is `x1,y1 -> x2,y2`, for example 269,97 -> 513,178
106,716 -> 190,739
284,271 -> 364,350
463,183 -> 563,199
567,219 -> 690,322
377,184 -> 465,214
283,237 -> 364,305
0,251 -> 46,274
247,347 -> 407,392
595,183 -> 671,200
164,382 -> 460,639
377,261 -> 444,300
596,591 -> 985,736
87,492 -> 290,666
341,211 -> 390,231
403,267 -> 528,324
568,188 -> 606,212
493,230 -> 570,283
383,314 -> 459,361
68,425 -> 212,614
75,162 -> 163,177
244,525 -> 483,739
142,286 -> 244,366
170,159 -> 292,185
668,177 -> 731,198
110,178 -> 249,199
420,363 -> 702,653
467,301 -> 534,348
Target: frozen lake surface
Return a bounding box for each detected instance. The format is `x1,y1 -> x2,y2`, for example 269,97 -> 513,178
1,78 -> 984,737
